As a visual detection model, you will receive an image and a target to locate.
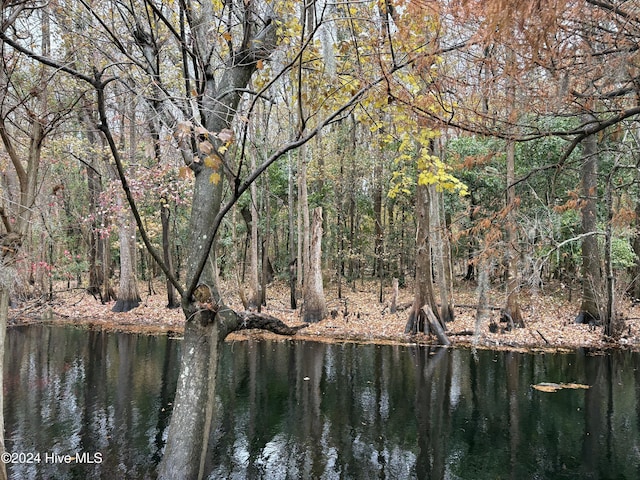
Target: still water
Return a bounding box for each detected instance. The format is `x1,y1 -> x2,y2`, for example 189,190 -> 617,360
4,325 -> 640,479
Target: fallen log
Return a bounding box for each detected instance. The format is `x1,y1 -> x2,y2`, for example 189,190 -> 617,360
236,310 -> 308,336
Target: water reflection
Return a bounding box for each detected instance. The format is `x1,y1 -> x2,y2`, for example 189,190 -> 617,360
4,325 -> 180,480
4,326 -> 640,479
210,342 -> 640,480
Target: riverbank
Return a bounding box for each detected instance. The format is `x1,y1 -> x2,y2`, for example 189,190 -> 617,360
9,279 -> 640,352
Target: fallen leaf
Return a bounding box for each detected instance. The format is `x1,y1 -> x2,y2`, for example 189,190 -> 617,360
532,382 -> 590,392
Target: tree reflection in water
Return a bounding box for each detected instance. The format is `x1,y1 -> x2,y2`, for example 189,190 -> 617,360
4,326 -> 640,479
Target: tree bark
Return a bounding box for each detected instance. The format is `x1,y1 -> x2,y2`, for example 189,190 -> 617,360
373,145 -> 384,278
430,182 -> 455,323
422,305 -> 451,346
503,48 -> 524,328
298,145 -> 310,291
248,152 -> 261,308
260,174 -> 271,306
576,128 -> 602,324
391,277 -> 399,313
161,204 -> 179,308
288,152 -> 297,308
156,4 -> 277,476
303,207 -> 328,322
504,139 -> 524,327
112,207 -> 141,312
81,108 -> 108,298
406,180 -> 441,334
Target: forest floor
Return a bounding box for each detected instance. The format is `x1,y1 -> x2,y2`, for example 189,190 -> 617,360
9,278 -> 640,352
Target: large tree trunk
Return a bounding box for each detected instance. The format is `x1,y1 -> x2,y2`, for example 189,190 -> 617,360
247,153 -> 261,308
156,309 -> 227,480
576,129 -> 602,324
157,6 -> 277,474
303,207 -> 328,322
503,50 -> 524,328
504,139 -> 524,328
430,183 -> 455,323
373,146 -> 384,278
260,174 -> 271,306
157,132 -> 226,479
464,189 -> 477,281
112,207 -> 141,312
405,180 -> 442,336
298,145 -> 310,291
86,152 -> 105,296
288,152 -> 297,308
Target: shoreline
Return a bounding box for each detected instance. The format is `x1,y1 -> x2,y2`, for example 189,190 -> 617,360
7,280 -> 640,353
9,311 -> 639,354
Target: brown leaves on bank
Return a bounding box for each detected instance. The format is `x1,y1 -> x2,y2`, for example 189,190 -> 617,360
15,278 -> 640,352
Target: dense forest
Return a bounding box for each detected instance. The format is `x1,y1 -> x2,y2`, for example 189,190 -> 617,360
1,0 -> 640,478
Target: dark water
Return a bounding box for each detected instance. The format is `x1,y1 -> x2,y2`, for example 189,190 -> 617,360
4,326 -> 640,479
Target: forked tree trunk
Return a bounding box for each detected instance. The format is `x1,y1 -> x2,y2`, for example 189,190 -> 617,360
303,207 -> 328,323
155,7 -> 278,475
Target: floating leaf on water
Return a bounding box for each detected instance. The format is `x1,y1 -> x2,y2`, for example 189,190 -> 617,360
532,382 -> 590,392
532,383 -> 561,392
562,383 -> 590,390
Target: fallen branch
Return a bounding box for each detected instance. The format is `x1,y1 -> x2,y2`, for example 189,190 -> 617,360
536,329 -> 550,345
456,303 -> 502,311
236,310 -> 308,336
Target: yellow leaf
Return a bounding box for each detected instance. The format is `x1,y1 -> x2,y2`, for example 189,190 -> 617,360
222,31 -> 232,42
209,172 -> 221,184
204,155 -> 221,169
